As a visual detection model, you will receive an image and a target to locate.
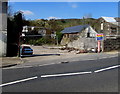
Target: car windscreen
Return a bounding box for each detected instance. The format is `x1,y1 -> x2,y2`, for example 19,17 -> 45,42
23,46 -> 31,49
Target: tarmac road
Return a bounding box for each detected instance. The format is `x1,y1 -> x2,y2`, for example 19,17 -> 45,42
2,56 -> 120,92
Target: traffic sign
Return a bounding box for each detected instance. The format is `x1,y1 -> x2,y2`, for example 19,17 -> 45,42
96,34 -> 104,41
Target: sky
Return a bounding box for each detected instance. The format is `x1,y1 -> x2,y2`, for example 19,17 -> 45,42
8,2 -> 119,20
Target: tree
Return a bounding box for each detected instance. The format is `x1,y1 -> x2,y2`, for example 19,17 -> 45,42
7,12 -> 23,56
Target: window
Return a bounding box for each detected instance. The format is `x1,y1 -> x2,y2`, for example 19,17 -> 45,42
87,32 -> 90,37
111,27 -> 117,34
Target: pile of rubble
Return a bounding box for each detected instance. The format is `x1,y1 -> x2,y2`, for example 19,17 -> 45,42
60,47 -> 97,54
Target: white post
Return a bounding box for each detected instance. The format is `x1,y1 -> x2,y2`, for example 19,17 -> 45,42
97,40 -> 101,53
101,22 -> 103,31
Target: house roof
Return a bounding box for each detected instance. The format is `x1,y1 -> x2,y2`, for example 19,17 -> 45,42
61,25 -> 89,34
111,22 -> 120,26
102,17 -> 116,22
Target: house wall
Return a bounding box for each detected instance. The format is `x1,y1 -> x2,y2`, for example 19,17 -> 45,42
0,2 -> 2,30
80,26 -> 97,38
0,2 -> 7,57
61,33 -> 79,45
100,18 -> 119,36
0,32 -> 7,56
67,38 -> 97,50
61,26 -> 97,50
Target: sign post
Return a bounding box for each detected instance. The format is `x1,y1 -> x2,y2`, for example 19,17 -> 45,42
97,40 -> 101,53
96,34 -> 104,53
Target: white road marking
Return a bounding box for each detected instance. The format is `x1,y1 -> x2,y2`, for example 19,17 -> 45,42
1,65 -> 119,87
0,76 -> 38,87
38,62 -> 61,67
41,71 -> 92,78
94,65 -> 120,73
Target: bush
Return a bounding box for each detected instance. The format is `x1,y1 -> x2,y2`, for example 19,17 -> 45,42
24,37 -> 56,45
56,31 -> 63,44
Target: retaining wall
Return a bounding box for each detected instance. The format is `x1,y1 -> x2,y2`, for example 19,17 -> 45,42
67,38 -> 97,50
103,38 -> 120,51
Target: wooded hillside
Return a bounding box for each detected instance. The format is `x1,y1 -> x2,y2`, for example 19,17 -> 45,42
24,18 -> 101,33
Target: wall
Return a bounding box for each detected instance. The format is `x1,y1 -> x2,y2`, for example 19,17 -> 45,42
67,38 -> 97,50
0,1 -> 7,57
0,1 -> 2,31
100,18 -> 119,36
2,2 -> 7,31
61,26 -> 97,50
103,38 -> 120,51
0,31 -> 7,56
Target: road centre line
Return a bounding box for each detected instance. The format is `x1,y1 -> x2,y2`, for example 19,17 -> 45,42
94,65 -> 120,73
0,76 -> 38,87
41,71 -> 92,78
41,64 -> 120,78
1,65 -> 119,87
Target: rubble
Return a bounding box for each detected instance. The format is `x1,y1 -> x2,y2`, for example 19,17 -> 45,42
60,47 -> 88,54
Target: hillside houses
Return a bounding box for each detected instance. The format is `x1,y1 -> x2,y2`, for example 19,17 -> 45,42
60,17 -> 120,51
22,16 -> 119,51
22,26 -> 54,38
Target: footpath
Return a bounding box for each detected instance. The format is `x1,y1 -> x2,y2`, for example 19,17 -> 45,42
0,57 -> 23,68
0,45 -> 119,69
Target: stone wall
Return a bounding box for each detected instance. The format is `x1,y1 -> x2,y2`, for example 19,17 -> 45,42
103,38 -> 120,51
67,38 -> 97,50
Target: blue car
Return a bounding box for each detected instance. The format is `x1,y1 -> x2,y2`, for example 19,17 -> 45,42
20,46 -> 33,57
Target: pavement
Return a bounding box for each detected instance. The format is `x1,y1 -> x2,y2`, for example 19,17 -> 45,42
0,57 -> 23,68
0,45 -> 119,68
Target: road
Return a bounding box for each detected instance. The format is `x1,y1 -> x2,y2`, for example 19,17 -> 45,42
1,55 -> 120,92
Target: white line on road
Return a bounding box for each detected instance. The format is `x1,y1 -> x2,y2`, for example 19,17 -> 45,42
94,65 -> 120,73
38,62 -> 61,67
0,76 -> 38,87
41,71 -> 92,78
